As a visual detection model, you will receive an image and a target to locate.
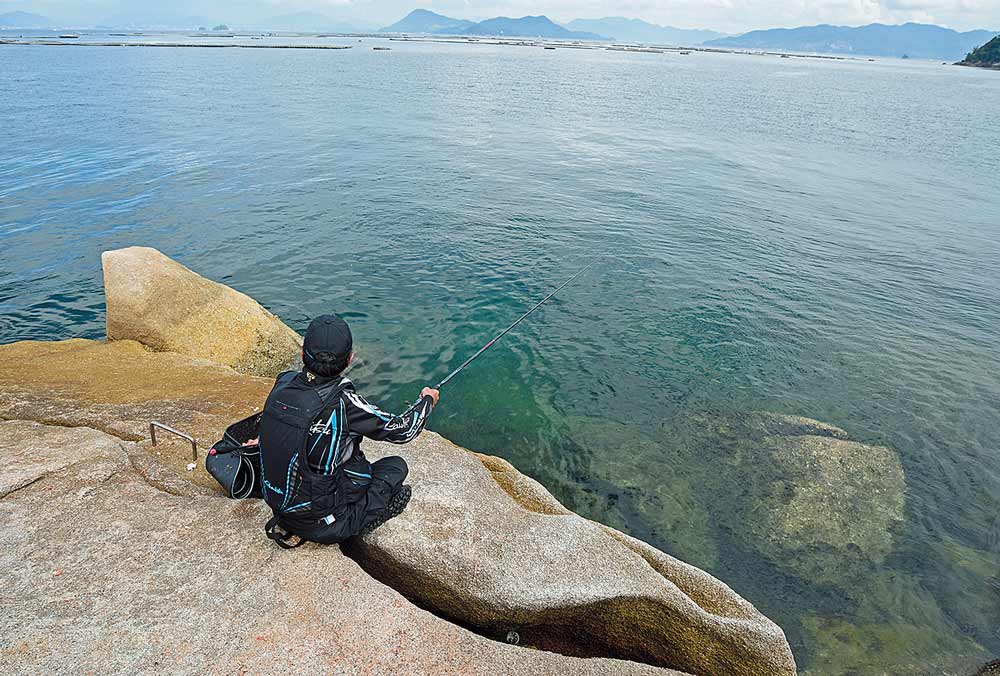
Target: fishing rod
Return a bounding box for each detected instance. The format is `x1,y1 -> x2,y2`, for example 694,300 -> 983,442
435,260 -> 597,390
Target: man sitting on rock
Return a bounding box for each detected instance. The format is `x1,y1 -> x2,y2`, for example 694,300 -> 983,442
251,314 -> 439,548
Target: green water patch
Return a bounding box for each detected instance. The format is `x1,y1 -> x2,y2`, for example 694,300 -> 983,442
378,337 -> 999,675
798,566 -> 991,675
548,413 -> 721,568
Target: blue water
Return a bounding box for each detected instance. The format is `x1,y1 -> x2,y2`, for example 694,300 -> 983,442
2,37 -> 999,674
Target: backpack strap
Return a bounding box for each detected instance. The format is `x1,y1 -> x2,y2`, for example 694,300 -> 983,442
314,377 -> 348,412
230,452 -> 258,500
310,377 -> 351,448
264,515 -> 306,549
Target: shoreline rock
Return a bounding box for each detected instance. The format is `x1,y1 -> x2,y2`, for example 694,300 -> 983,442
348,437 -> 795,676
0,338 -> 797,675
0,419 -> 679,676
0,247 -> 798,674
103,246 -> 302,377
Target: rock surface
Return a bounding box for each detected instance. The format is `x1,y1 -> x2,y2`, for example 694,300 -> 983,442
102,246 -> 301,376
703,412 -> 906,584
747,434 -> 905,582
975,660 -> 1000,675
0,338 -> 272,491
0,338 -> 797,675
350,441 -> 797,676
0,420 -> 678,676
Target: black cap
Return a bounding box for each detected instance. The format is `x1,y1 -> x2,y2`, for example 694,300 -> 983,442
303,314 -> 353,377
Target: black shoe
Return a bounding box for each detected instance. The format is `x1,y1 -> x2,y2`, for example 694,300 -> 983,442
360,484 -> 412,536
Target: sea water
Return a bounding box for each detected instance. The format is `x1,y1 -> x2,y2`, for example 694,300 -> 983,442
2,37 -> 999,674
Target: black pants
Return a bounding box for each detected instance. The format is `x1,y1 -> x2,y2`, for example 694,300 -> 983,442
360,455 -> 409,529
270,454 -> 408,546
297,454 -> 408,544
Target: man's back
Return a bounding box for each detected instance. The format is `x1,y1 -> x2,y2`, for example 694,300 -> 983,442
298,372 -> 434,474
257,314 -> 439,547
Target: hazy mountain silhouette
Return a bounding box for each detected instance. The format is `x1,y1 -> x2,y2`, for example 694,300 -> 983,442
381,10 -> 606,40
0,11 -> 56,28
707,22 -> 997,60
380,9 -> 474,34
462,16 -> 605,40
566,17 -> 723,45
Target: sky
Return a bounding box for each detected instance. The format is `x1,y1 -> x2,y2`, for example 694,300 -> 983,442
2,0 -> 999,33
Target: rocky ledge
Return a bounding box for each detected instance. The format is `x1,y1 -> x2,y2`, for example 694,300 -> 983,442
0,247 -> 797,675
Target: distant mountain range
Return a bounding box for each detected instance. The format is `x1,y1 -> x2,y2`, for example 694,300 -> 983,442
566,17 -> 724,45
381,10 -> 606,40
4,5 -> 998,62
465,16 -> 604,40
706,22 -> 998,60
0,11 -> 54,28
380,9 -> 474,35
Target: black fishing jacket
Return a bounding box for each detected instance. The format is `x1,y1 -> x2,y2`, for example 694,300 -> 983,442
258,370 -> 432,543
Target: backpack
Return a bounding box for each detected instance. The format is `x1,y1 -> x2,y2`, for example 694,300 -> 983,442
257,372 -> 370,548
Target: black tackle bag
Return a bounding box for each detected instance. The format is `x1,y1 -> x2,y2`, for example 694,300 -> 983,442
206,412 -> 264,499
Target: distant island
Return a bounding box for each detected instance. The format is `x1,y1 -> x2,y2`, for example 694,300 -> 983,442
706,22 -> 997,61
381,10 -> 607,41
380,9 -> 474,35
566,17 -> 724,45
959,34 -> 1000,68
0,10 -> 54,28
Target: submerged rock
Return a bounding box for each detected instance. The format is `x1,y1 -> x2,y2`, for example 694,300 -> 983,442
797,570 -> 993,676
102,246 -> 302,377
747,433 -> 905,583
557,415 -> 721,570
703,412 -> 906,585
976,660 -> 1000,675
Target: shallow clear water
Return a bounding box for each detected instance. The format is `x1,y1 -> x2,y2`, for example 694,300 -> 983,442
2,38 -> 999,674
